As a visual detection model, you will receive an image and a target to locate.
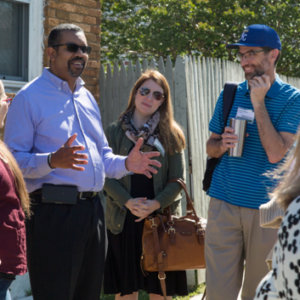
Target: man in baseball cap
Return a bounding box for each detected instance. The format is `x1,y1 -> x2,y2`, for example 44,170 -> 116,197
205,24 -> 300,300
227,24 -> 282,81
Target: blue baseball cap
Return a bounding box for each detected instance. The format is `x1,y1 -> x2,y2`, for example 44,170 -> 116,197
227,24 -> 281,50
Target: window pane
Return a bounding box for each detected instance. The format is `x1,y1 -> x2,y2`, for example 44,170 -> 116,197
0,1 -> 29,81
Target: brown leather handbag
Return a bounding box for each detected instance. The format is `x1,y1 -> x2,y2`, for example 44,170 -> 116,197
141,178 -> 206,299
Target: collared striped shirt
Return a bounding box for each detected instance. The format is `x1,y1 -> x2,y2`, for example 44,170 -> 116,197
208,75 -> 300,209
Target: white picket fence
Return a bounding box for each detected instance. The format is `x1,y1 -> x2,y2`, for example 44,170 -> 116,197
99,56 -> 300,219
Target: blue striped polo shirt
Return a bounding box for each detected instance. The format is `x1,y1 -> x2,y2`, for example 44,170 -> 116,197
208,75 -> 300,209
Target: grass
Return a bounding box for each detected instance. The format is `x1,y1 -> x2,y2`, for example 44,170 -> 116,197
101,283 -> 205,299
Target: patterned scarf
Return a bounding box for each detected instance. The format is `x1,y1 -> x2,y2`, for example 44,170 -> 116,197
121,111 -> 161,151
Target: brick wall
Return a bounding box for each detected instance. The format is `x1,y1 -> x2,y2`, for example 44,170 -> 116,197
43,0 -> 101,101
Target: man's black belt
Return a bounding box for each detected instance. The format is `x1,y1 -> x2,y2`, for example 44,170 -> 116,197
30,187 -> 98,204
78,191 -> 98,199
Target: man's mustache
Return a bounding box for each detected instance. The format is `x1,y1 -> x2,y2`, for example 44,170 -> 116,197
69,57 -> 85,64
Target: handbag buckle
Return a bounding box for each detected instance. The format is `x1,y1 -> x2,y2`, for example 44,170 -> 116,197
151,218 -> 158,228
196,226 -> 205,235
158,272 -> 166,280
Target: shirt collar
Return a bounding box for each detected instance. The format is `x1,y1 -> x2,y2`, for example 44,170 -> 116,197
42,68 -> 85,92
242,74 -> 282,98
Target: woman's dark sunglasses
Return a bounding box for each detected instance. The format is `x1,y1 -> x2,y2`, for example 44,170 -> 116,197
139,87 -> 165,101
52,43 -> 92,54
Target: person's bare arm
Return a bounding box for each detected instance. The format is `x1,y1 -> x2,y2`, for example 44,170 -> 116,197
249,75 -> 295,163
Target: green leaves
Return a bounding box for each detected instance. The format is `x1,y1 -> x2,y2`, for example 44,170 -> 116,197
101,0 -> 300,77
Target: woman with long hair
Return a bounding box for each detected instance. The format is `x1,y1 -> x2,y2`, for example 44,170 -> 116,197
255,129 -> 300,299
103,70 -> 188,300
0,80 -> 30,300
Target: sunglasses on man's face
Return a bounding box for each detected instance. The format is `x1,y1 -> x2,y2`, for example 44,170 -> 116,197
52,43 -> 92,54
138,87 -> 165,101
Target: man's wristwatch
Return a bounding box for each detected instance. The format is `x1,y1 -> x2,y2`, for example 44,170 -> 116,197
47,153 -> 55,169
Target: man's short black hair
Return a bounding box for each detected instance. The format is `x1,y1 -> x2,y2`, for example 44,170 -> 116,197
48,24 -> 84,48
262,47 -> 281,66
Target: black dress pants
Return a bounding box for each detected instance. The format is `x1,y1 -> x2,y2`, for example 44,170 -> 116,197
26,195 -> 106,300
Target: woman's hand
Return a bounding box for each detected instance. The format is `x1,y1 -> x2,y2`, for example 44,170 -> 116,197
125,198 -> 161,221
125,197 -> 147,216
134,199 -> 161,222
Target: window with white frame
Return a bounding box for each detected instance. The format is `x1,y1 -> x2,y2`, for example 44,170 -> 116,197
0,0 -> 43,93
0,0 -> 29,81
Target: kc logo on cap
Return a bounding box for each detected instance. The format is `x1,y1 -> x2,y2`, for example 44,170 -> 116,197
226,24 -> 281,50
240,30 -> 249,42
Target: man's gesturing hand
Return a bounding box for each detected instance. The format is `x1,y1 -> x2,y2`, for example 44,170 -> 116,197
125,137 -> 161,178
50,134 -> 88,171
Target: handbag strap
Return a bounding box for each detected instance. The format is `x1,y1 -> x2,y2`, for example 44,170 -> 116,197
153,178 -> 204,298
168,178 -> 199,222
151,217 -> 168,300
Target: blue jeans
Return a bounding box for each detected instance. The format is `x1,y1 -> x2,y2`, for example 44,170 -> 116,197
0,278 -> 13,300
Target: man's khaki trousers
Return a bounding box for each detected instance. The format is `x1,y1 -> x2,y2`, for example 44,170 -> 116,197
205,198 -> 278,300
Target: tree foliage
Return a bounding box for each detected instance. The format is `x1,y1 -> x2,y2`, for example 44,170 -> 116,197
101,0 -> 300,77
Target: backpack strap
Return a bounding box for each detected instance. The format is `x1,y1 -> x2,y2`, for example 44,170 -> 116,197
202,82 -> 238,192
223,82 -> 238,125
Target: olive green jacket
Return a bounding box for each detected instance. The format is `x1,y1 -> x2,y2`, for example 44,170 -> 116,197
104,120 -> 185,234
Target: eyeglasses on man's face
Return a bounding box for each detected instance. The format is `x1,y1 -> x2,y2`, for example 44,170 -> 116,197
237,49 -> 265,61
52,43 -> 92,54
138,87 -> 165,101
